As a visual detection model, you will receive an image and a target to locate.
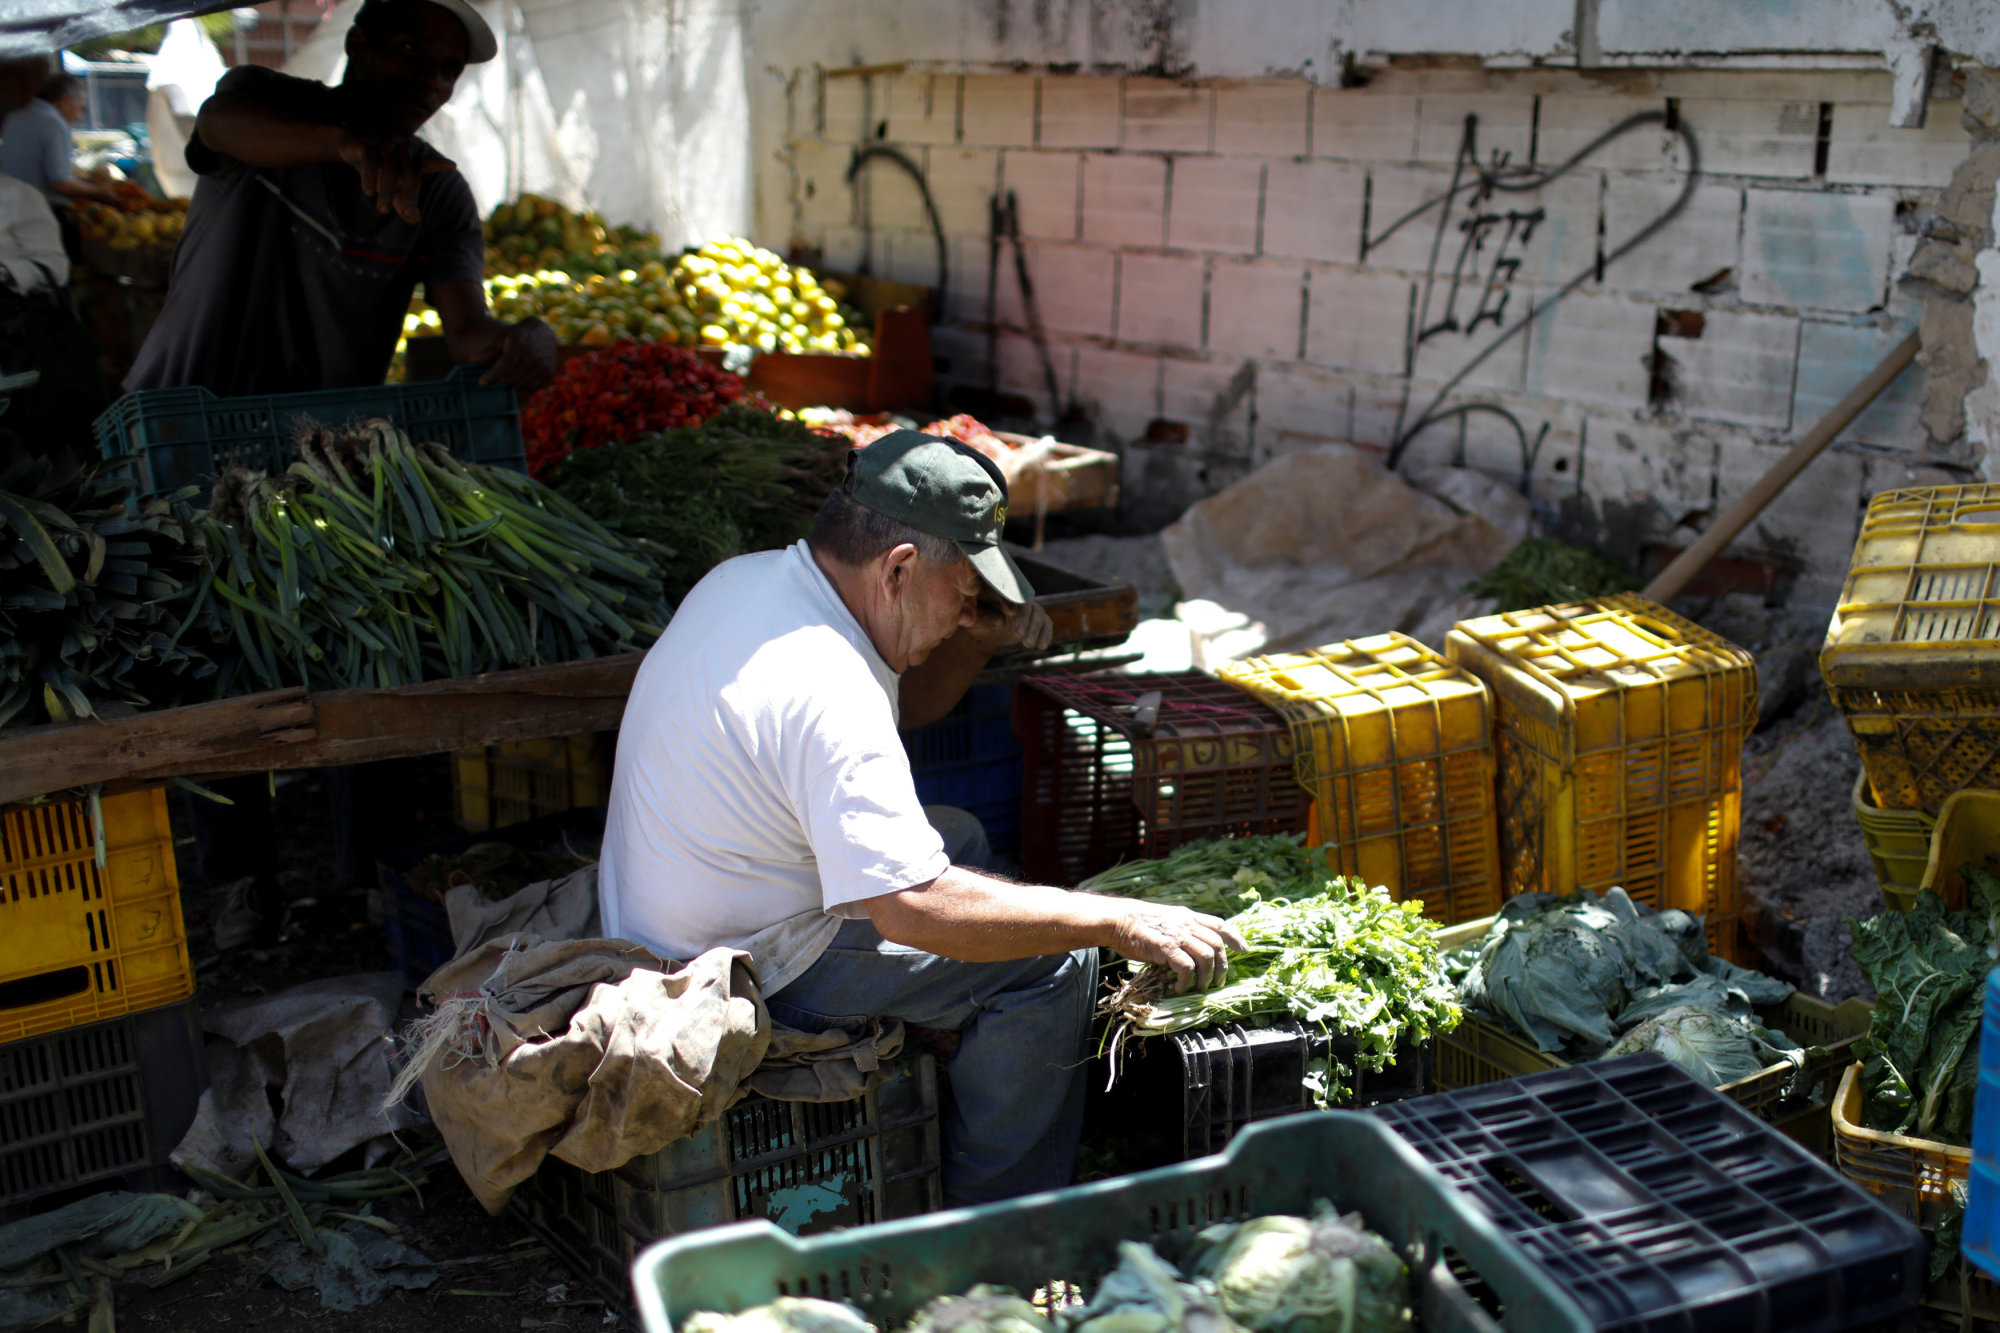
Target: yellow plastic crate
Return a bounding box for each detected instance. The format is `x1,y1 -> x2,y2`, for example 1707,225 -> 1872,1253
1916,785 -> 2000,912
1853,769 -> 1937,911
1832,1062 -> 1969,1230
452,733 -> 609,832
1445,594 -> 1757,959
1823,485 -> 2000,815
0,787 -> 192,1043
1221,633 -> 1501,925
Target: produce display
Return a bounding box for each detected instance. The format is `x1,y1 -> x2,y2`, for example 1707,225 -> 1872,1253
547,403 -> 848,603
811,412 -> 1021,465
482,192 -> 663,278
1077,835 -> 1330,917
521,341 -> 750,478
0,456 -> 212,727
678,1207 -> 1412,1333
73,189 -> 189,253
397,233 -> 871,370
1089,837 -> 1459,1106
1848,871 -> 2000,1146
1449,888 -> 1801,1089
201,419 -> 668,693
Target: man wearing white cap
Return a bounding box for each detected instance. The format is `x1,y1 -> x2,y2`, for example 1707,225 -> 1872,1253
125,0 -> 554,397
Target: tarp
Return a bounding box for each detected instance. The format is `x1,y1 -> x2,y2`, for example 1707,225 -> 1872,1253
1,0 -> 237,60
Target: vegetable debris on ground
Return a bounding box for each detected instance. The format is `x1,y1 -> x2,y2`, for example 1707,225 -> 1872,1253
201,419 -> 670,693
1848,869 -> 2000,1146
0,1149 -> 435,1328
1097,863 -> 1460,1106
1465,537 -> 1636,612
1449,888 -> 1801,1089
548,403 -> 849,603
1077,834 -> 1332,917
0,455 -> 214,726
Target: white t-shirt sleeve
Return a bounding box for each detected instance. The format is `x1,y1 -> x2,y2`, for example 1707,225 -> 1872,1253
793,690 -> 948,909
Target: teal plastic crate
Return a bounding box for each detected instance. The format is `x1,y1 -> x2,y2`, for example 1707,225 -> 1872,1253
632,1110 -> 1591,1333
93,365 -> 524,498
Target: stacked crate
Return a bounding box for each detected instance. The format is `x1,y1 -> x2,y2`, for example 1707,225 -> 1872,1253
514,1054 -> 942,1314
1446,593 -> 1758,959
0,788 -> 204,1213
1014,670 -> 1310,885
452,732 -> 610,832
1221,633 -> 1501,925
1823,485 -> 2000,819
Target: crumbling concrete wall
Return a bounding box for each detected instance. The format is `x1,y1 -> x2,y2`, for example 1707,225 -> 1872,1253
757,59 -> 1959,599
1907,73 -> 2000,475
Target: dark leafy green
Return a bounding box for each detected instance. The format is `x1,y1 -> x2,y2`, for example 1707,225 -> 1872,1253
546,405 -> 848,604
0,456 -> 215,727
1848,868 -> 2000,1145
1466,538 -> 1636,612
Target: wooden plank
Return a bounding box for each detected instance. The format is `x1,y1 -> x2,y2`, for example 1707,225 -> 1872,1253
0,654 -> 641,803
0,547 -> 1136,804
0,688 -> 315,805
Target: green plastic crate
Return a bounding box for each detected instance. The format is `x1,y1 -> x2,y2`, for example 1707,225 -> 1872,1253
632,1110 -> 1592,1333
93,365 -> 524,499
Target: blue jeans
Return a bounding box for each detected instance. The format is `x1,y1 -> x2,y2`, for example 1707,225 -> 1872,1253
767,809 -> 1097,1206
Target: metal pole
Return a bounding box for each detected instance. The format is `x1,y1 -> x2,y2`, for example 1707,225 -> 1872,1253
1641,327 -> 1921,605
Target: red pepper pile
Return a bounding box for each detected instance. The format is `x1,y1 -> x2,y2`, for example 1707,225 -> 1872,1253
522,340 -> 748,477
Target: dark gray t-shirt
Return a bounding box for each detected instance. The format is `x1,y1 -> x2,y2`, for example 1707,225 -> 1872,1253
124,66 -> 484,396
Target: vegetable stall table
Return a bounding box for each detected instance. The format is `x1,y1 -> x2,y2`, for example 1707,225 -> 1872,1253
0,544 -> 1138,805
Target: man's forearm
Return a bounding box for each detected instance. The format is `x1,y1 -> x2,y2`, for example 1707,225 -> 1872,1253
197,97 -> 351,169
865,867 -> 1119,962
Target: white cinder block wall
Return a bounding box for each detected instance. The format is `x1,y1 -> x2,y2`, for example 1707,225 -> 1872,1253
763,64 -> 1969,597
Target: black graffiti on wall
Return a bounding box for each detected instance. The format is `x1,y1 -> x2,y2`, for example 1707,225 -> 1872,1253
1369,111 -> 1702,485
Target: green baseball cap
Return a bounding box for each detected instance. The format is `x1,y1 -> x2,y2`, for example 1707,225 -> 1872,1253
844,430 -> 1035,605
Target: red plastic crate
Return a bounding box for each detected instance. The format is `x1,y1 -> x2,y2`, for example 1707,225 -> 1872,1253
1014,670 -> 1310,885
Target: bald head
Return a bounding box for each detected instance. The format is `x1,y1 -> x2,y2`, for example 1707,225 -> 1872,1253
0,56 -> 51,114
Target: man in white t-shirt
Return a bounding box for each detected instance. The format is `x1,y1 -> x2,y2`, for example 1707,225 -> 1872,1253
599,431 -> 1243,1205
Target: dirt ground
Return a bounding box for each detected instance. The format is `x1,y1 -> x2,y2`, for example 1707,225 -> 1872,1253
1675,589 -> 1886,1002
136,768 -> 622,1333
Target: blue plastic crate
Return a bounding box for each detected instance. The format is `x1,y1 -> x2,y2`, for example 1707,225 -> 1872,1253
375,807 -> 606,986
93,365 -> 525,498
1966,966 -> 2000,1279
904,683 -> 1020,859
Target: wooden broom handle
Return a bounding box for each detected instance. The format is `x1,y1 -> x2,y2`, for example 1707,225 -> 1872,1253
1641,327 -> 1922,604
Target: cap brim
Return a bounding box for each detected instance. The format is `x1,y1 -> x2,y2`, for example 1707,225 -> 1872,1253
427,0 -> 498,61
963,542 -> 1034,606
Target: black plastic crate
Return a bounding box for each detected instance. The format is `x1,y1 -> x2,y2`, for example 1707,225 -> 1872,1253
0,998 -> 206,1216
513,1054 -> 942,1315
904,682 -> 1020,859
94,365 -> 525,499
1368,1053 -> 1925,1333
1096,1022 -> 1428,1166
375,807 -> 605,986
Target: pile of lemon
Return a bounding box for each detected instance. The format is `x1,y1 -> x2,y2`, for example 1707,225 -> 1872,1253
483,193 -> 663,279
75,196 -> 189,251
399,236 -> 871,360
